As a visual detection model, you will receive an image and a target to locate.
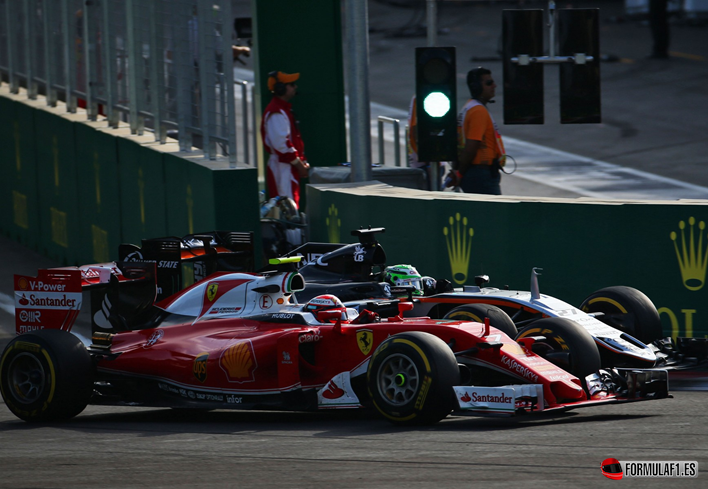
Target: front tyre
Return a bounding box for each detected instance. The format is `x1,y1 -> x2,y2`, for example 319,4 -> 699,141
443,304 -> 518,339
579,286 -> 663,344
367,332 -> 459,425
0,329 -> 93,422
516,317 -> 601,380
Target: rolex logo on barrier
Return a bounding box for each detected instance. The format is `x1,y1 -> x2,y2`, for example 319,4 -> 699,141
326,204 -> 341,243
670,217 -> 708,291
444,213 -> 474,285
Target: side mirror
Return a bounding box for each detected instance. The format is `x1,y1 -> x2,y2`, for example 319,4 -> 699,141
397,301 -> 414,315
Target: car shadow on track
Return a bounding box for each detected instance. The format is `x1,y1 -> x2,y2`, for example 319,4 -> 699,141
0,403 -> 660,436
438,411 -> 659,431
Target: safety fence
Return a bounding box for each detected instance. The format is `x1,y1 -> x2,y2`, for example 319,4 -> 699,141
0,0 -> 254,163
377,115 -> 406,167
0,85 -> 261,266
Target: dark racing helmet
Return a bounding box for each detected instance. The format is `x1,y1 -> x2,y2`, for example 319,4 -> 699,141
303,294 -> 347,322
384,264 -> 424,296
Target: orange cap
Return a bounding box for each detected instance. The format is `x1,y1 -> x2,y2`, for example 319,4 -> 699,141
268,71 -> 300,92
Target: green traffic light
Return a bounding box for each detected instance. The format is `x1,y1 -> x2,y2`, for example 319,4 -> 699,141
423,92 -> 450,118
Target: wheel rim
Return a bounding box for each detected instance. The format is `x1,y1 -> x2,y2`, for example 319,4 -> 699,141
376,353 -> 419,406
7,352 -> 48,404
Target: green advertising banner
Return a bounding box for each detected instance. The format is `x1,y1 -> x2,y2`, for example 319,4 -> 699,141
307,183 -> 708,339
74,121 -> 123,263
163,152 -> 261,265
117,136 -> 168,247
164,151 -> 215,236
2,90 -> 263,273
32,105 -> 83,265
2,93 -> 41,250
0,91 -> 15,236
212,164 -> 262,269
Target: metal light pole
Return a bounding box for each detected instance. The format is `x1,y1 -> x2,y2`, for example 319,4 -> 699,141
427,0 -> 441,191
345,0 -> 372,182
427,0 -> 437,48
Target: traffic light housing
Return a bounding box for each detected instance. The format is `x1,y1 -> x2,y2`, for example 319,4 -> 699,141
503,10 -> 544,124
559,9 -> 601,123
415,47 -> 457,162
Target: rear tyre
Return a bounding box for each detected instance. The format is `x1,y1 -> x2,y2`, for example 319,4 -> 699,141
443,304 -> 518,339
516,317 -> 601,380
367,332 -> 459,425
579,286 -> 663,343
0,329 -> 93,422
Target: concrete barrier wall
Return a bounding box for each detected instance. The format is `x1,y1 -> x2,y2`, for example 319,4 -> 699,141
307,182 -> 708,339
0,87 -> 261,266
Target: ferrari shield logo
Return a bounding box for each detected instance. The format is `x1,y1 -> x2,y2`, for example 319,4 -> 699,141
356,329 -> 373,355
207,282 -> 218,302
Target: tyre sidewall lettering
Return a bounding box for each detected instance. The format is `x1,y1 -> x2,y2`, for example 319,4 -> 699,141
444,304 -> 518,338
518,328 -> 569,351
449,311 -> 483,323
414,375 -> 432,411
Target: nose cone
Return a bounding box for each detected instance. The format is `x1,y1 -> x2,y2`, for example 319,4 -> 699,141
550,378 -> 586,402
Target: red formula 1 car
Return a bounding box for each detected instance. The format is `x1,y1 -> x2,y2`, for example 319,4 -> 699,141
1,258 -> 668,424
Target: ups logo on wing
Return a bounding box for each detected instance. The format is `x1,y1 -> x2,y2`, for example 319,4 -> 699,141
193,352 -> 209,383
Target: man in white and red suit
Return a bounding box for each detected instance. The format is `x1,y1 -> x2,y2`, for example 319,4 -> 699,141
261,71 -> 310,208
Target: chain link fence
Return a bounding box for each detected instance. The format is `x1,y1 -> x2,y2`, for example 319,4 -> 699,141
0,0 -> 253,164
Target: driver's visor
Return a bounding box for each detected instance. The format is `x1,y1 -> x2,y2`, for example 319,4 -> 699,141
602,463 -> 622,474
398,278 -> 422,291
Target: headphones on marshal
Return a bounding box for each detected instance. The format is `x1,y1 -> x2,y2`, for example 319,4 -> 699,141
269,71 -> 287,96
467,66 -> 489,100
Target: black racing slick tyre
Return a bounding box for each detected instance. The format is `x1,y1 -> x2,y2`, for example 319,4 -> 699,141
443,304 -> 518,339
516,318 -> 601,380
579,286 -> 663,344
0,329 -> 93,422
367,332 -> 460,425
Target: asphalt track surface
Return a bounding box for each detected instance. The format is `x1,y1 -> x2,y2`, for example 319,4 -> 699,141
0,393 -> 705,489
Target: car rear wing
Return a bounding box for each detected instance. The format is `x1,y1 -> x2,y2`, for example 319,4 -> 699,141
14,231 -> 255,339
119,231 -> 254,301
14,261 -> 156,337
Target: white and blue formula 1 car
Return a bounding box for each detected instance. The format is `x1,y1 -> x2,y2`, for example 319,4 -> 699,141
288,228 -> 708,380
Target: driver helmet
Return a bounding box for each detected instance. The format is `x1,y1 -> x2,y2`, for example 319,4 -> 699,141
384,264 -> 423,296
303,294 -> 347,322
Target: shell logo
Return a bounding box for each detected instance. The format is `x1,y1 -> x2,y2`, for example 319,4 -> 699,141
17,277 -> 29,291
219,340 -> 257,383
